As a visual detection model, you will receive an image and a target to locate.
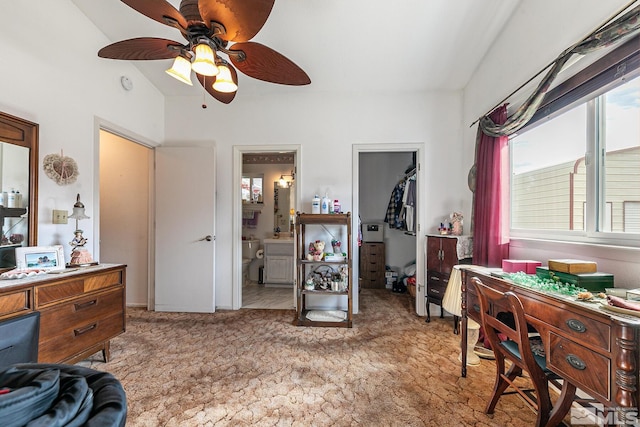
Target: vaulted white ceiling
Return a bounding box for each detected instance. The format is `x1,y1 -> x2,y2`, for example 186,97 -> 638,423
71,0 -> 521,100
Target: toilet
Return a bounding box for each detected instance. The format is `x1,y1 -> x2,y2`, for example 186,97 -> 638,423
241,239 -> 260,285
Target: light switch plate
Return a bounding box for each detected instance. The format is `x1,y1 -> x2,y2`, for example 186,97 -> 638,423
53,209 -> 68,224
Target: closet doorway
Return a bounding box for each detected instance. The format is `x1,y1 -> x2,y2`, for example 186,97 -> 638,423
99,129 -> 153,309
353,144 -> 426,316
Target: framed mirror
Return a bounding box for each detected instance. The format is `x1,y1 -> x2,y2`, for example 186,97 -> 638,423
0,111 -> 39,270
273,182 -> 291,232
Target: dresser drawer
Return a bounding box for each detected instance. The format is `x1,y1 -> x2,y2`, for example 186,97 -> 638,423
0,289 -> 31,319
523,300 -> 610,352
427,270 -> 448,299
38,287 -> 124,342
548,333 -> 610,401
35,271 -> 123,308
38,311 -> 125,363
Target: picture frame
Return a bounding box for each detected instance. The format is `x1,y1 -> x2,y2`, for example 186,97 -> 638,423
15,245 -> 65,271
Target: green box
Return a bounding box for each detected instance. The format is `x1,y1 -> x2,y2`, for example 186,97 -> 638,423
535,267 -> 613,292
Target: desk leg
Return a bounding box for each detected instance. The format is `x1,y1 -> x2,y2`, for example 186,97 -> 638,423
614,324 -> 639,423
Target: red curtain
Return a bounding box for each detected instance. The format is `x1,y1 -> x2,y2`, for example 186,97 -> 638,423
473,105 -> 510,267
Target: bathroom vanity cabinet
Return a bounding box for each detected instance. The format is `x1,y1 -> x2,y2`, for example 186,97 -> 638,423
294,212 -> 352,328
263,239 -> 294,285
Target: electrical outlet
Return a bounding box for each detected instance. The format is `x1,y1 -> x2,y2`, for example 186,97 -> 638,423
53,209 -> 68,224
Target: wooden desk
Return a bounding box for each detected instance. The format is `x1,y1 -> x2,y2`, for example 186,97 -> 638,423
461,268 -> 640,423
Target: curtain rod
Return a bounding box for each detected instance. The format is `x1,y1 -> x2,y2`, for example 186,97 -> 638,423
469,0 -> 639,128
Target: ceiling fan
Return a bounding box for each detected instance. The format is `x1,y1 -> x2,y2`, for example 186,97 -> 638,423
98,0 -> 311,104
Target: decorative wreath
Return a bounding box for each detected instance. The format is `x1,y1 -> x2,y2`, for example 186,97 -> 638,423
43,152 -> 79,185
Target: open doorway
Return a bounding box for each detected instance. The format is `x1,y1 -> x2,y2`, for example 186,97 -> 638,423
235,148 -> 299,310
99,129 -> 153,308
352,144 -> 426,317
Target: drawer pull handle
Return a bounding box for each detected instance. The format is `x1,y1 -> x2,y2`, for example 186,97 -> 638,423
566,354 -> 586,370
74,300 -> 97,311
430,276 -> 440,282
473,304 -> 480,313
566,319 -> 586,333
431,289 -> 440,294
74,323 -> 97,336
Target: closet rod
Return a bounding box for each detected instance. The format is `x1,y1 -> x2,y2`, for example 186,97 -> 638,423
469,0 -> 639,128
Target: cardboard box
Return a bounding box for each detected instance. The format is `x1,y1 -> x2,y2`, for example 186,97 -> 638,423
535,267 -> 613,292
502,259 -> 542,274
548,259 -> 597,274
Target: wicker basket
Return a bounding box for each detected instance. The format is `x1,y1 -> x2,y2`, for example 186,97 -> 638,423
408,282 -> 416,298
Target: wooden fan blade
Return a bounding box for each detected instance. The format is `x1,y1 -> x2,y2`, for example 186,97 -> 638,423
198,0 -> 274,42
122,0 -> 188,29
98,38 -> 183,60
196,72 -> 238,104
229,42 -> 310,85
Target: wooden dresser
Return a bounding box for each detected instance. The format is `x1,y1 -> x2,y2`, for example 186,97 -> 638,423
359,242 -> 386,289
0,264 -> 126,364
425,235 -> 472,322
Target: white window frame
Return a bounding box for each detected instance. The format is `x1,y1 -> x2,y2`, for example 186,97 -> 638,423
509,72 -> 640,248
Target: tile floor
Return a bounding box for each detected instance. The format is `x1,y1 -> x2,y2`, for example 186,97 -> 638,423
242,280 -> 295,309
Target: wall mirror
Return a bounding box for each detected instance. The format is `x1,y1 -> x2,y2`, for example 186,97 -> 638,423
0,111 -> 39,270
273,182 -> 291,232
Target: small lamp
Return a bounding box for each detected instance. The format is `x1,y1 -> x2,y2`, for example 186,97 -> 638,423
212,59 -> 238,93
191,42 -> 218,77
165,55 -> 193,85
67,194 -> 96,266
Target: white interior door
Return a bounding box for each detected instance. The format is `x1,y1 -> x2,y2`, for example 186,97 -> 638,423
155,146 -> 216,312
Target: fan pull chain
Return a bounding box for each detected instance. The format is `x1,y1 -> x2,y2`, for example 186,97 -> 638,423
202,76 -> 208,109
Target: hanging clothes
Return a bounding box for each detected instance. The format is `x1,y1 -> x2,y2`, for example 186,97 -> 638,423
384,167 -> 416,231
384,179 -> 406,229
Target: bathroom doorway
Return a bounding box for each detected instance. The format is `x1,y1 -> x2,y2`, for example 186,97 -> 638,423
234,147 -> 300,310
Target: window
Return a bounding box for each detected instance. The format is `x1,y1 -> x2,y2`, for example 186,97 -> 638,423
241,174 -> 263,203
509,38 -> 640,247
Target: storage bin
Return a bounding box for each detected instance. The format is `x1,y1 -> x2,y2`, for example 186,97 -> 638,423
535,267 -> 613,292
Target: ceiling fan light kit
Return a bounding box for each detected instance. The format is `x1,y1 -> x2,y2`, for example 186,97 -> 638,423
165,55 -> 193,85
98,0 -> 311,104
212,59 -> 238,93
191,42 -> 218,76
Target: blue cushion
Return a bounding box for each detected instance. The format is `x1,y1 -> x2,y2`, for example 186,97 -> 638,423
500,338 -> 551,373
0,367 -> 60,427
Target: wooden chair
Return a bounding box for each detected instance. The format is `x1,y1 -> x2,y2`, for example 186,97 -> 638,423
470,277 -> 577,427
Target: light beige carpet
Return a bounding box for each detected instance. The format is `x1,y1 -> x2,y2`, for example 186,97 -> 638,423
81,289 -> 575,426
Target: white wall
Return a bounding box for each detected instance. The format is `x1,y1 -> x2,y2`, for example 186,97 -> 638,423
0,1 -> 164,262
463,0 -> 640,287
165,90 -> 464,309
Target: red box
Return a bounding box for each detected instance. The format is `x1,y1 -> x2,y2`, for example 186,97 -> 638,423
502,259 -> 542,274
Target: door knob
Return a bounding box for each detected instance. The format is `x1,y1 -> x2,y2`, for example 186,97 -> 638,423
199,235 -> 213,242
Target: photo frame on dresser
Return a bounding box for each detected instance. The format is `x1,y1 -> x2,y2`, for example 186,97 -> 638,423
15,245 -> 65,271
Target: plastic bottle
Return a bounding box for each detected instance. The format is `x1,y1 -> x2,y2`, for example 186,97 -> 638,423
321,193 -> 330,214
311,195 -> 320,214
333,199 -> 340,214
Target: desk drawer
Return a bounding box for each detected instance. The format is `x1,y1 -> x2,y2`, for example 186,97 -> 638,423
523,301 -> 610,352
548,333 -> 610,401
